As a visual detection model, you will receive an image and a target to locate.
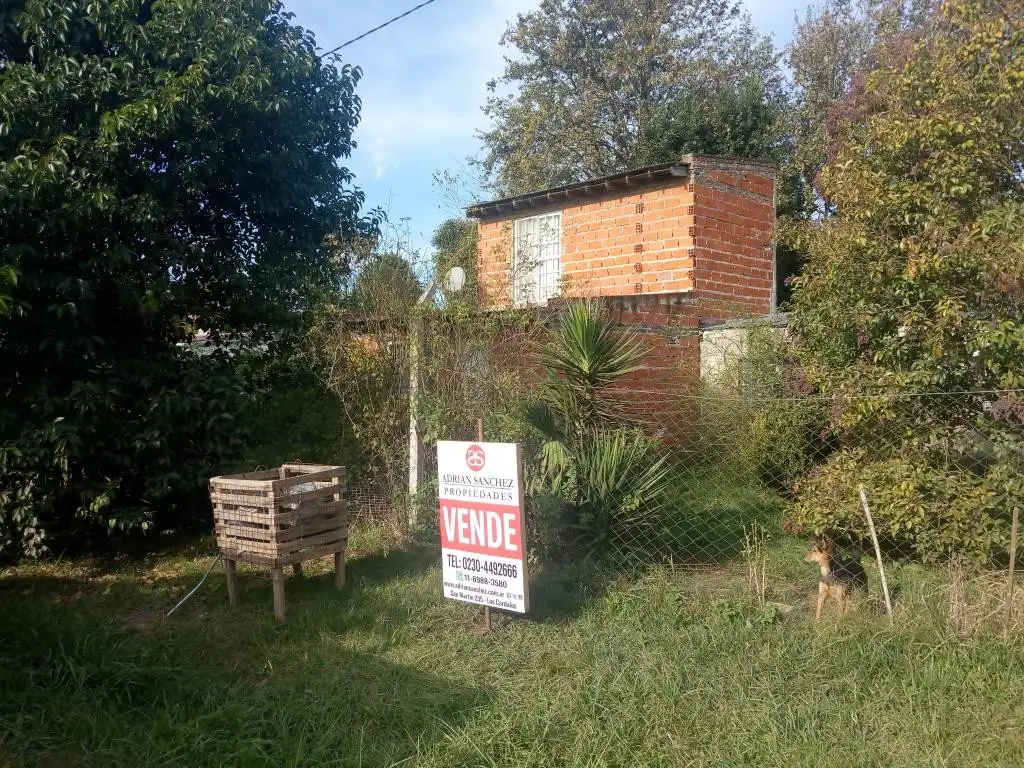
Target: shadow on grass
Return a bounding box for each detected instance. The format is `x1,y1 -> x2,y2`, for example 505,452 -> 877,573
0,568 -> 489,768
346,543 -> 440,586
523,563 -> 606,623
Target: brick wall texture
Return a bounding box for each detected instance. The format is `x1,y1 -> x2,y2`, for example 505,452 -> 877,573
476,155 -> 775,317
473,155 -> 776,404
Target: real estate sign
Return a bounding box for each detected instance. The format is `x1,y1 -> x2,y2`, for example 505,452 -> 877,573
437,440 -> 529,613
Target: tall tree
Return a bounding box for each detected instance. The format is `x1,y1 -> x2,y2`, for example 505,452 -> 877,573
787,0 -> 936,214
788,0 -> 1024,563
0,0 -> 376,556
791,0 -> 1022,393
480,0 -> 776,196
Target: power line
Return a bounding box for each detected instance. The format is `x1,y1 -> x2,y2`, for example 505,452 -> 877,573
319,0 -> 441,58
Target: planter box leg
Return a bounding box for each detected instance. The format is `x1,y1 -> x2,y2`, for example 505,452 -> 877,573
225,559 -> 239,607
293,562 -> 303,578
272,567 -> 286,622
334,552 -> 346,589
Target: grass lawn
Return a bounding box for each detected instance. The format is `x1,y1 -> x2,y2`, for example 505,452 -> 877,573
2,531 -> 1024,767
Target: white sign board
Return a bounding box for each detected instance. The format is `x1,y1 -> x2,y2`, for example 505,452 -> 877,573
437,440 -> 529,613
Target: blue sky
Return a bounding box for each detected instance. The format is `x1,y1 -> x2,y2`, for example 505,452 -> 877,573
284,0 -> 809,256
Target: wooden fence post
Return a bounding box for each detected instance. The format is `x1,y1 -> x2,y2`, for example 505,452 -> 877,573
1004,506 -> 1020,638
859,485 -> 893,622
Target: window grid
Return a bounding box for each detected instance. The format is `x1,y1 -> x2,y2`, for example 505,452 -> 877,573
513,212 -> 562,306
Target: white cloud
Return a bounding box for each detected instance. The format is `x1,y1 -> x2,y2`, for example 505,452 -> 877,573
372,146 -> 397,178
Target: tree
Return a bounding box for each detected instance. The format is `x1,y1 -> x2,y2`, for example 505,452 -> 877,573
0,0 -> 377,556
786,0 -> 936,215
792,0 -> 1022,394
788,0 -> 1024,561
431,218 -> 478,306
641,71 -> 788,169
351,253 -> 422,312
479,0 -> 776,196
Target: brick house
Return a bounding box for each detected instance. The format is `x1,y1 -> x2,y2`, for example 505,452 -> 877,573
466,154 -> 777,400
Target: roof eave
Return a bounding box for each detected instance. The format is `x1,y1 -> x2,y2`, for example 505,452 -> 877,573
467,163 -> 690,219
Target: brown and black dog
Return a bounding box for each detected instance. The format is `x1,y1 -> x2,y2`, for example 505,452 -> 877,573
805,540 -> 868,619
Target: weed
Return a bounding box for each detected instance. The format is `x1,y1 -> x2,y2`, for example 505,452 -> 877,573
2,536 -> 1024,767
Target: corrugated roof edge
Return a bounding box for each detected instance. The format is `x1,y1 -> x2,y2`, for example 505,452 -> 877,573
467,154 -> 777,219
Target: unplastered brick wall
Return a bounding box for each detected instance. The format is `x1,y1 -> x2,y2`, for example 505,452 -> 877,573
477,178 -> 697,306
690,157 -> 775,320
475,155 -> 775,319
604,293 -> 700,390
603,294 -> 700,440
473,155 -> 775,419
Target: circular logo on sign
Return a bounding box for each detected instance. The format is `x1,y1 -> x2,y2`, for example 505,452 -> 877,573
465,444 -> 486,471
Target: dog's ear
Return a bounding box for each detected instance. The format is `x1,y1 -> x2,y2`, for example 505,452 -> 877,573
813,534 -> 834,554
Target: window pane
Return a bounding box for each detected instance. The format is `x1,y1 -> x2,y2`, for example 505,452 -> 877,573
514,213 -> 561,305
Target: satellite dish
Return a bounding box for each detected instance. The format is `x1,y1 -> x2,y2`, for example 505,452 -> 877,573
444,266 -> 466,294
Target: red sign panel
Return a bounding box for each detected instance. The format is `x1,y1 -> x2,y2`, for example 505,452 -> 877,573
439,500 -> 522,557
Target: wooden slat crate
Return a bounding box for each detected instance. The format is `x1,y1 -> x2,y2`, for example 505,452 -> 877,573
209,463 -> 346,621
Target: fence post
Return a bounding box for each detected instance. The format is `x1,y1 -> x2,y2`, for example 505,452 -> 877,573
477,416 -> 491,634
859,485 -> 894,622
408,281 -> 437,528
1004,506 -> 1020,638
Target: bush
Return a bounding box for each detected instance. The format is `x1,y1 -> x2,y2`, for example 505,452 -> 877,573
698,324 -> 828,493
791,448 -> 1011,565
567,428 -> 671,559
0,349 -> 254,559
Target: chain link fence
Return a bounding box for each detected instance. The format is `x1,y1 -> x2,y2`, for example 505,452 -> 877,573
318,299 -> 1024,634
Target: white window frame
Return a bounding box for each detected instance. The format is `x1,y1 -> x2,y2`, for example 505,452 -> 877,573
512,212 -> 562,306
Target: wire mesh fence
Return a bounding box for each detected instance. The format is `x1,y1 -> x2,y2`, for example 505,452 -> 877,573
596,380 -> 1021,566
324,299 -> 1024,634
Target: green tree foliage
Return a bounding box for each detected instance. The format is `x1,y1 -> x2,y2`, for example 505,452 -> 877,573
431,218 -> 478,307
480,0 -> 777,196
786,0 -> 935,214
0,264 -> 15,316
792,0 -> 1023,394
351,253 -> 422,312
0,0 -> 376,557
788,0 -> 1024,561
641,71 -> 789,171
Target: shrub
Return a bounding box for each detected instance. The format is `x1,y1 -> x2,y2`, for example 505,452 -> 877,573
698,324 -> 828,493
791,448 -> 1012,565
0,349 -> 254,559
568,428 -> 671,559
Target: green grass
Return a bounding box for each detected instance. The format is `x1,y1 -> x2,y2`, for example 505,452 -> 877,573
2,532 -> 1024,768
630,462 -> 786,565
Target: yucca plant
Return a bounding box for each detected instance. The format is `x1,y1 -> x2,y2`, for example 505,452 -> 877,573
527,300 -> 669,558
570,429 -> 671,558
532,300 -> 648,440
529,300 -> 648,485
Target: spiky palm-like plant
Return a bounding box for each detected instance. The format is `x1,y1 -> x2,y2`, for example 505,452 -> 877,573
528,301 -> 669,557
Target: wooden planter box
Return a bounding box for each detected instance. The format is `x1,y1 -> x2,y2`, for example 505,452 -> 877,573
209,463 -> 346,621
